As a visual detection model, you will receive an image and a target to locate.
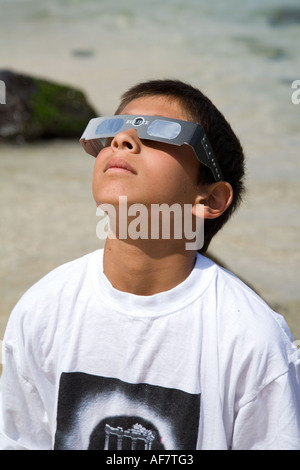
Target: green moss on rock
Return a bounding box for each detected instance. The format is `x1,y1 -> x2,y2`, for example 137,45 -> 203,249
28,79 -> 96,138
0,69 -> 98,142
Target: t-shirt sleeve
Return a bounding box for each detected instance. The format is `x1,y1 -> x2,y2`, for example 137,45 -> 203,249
231,363 -> 300,450
0,314 -> 53,450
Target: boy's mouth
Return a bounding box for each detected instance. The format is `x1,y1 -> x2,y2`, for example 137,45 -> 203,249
105,158 -> 137,175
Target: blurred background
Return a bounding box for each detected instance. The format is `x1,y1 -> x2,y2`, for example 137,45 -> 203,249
0,0 -> 299,339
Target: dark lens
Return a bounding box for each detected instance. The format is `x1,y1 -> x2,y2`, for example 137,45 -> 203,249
96,118 -> 124,135
147,120 -> 181,140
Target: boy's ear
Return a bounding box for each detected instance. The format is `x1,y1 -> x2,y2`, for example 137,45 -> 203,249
192,182 -> 233,219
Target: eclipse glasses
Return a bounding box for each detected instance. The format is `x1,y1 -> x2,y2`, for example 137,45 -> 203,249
80,115 -> 224,181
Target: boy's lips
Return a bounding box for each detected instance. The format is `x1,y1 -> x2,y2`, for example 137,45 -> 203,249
104,158 -> 137,175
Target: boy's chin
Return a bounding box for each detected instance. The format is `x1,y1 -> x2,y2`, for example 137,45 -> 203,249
94,195 -> 137,208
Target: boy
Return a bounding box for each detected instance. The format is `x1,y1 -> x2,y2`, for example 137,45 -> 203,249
0,79 -> 299,450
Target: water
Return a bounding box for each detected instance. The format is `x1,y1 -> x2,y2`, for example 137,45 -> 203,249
0,0 -> 299,172
0,0 -> 300,336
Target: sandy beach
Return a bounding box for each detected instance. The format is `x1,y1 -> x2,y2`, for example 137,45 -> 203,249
0,0 -> 299,341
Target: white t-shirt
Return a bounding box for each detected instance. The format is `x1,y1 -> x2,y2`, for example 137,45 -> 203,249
0,249 -> 299,450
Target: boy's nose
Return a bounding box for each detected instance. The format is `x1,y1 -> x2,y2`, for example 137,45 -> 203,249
111,129 -> 141,153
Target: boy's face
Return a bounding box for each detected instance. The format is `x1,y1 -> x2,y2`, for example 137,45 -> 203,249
92,95 -> 201,209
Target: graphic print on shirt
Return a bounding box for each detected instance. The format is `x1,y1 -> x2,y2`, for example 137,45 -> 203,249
54,372 -> 200,450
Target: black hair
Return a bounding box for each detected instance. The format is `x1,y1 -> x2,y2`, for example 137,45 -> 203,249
116,79 -> 246,254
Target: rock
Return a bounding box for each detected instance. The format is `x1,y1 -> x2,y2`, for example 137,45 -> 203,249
235,36 -> 287,61
71,49 -> 95,58
0,69 -> 97,142
267,7 -> 300,26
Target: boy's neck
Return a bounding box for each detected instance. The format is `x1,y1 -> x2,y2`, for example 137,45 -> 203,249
103,237 -> 197,296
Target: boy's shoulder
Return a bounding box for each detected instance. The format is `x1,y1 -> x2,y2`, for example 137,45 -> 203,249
14,249 -> 102,312
209,255 -> 296,350
207,254 -> 272,311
